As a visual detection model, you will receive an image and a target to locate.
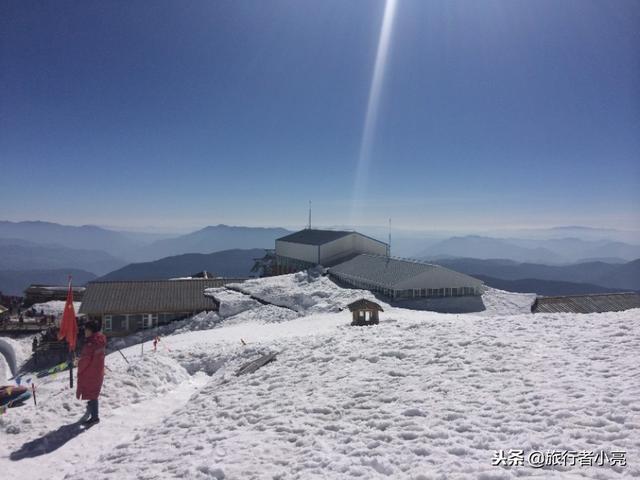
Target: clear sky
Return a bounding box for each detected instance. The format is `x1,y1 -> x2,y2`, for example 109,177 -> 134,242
1,0 -> 639,232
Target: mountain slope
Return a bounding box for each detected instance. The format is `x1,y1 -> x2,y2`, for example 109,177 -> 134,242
0,220 -> 149,259
419,235 -> 564,263
98,248 -> 265,281
0,269 -> 97,296
136,225 -> 290,261
433,257 -> 640,291
593,259 -> 640,290
0,239 -> 126,275
417,235 -> 640,263
475,274 -> 628,296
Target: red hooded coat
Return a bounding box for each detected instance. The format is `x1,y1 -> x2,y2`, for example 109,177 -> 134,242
76,332 -> 107,400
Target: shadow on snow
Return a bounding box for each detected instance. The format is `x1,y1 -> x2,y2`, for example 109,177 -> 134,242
10,421 -> 90,460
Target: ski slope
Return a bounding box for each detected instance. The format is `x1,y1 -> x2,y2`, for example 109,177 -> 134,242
1,273 -> 638,479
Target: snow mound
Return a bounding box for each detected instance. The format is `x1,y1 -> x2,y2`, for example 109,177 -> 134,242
205,288 -> 263,318
31,301 -> 82,317
480,287 -> 536,315
0,351 -> 189,441
222,304 -> 299,326
0,335 -> 36,379
227,271 -> 384,315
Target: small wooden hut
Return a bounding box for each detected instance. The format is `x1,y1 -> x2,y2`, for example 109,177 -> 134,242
347,299 -> 383,326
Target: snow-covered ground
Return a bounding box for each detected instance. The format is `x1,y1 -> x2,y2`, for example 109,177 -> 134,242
0,334 -> 37,380
31,300 -> 82,317
479,287 -> 536,316
1,274 -> 638,479
226,270 -> 386,314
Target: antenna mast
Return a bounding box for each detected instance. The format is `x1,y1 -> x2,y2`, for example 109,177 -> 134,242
308,201 -> 312,229
388,218 -> 391,257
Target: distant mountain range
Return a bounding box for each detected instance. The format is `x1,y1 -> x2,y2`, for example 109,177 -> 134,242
1,220 -> 638,298
0,238 -> 126,275
0,221 -> 290,293
132,225 -> 290,261
432,258 -> 640,292
417,235 -> 640,264
98,248 -> 264,281
0,220 -> 155,260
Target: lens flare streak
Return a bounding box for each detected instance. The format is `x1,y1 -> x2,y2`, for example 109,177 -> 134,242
350,0 -> 398,225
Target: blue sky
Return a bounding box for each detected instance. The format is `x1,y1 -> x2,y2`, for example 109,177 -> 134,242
1,0 -> 639,232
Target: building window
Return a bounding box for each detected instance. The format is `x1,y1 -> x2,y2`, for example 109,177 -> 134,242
143,314 -> 158,328
104,316 -> 112,332
129,314 -> 143,330
111,315 -> 127,331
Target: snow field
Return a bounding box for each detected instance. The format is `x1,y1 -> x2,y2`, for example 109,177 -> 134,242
1,273 -> 638,479
63,308 -> 640,479
31,300 -> 82,317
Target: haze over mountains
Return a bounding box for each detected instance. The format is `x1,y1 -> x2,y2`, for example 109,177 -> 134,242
417,235 -> 640,264
0,220 -> 638,296
98,249 -> 264,282
132,225 -> 290,261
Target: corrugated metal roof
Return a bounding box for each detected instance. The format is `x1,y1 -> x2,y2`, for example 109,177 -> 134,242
532,292 -> 640,314
79,279 -> 226,315
330,254 -> 482,289
276,229 -> 353,246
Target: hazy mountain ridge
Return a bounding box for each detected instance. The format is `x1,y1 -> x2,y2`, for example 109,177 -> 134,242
0,220 -> 147,259
418,235 -> 640,264
475,275 -> 628,297
433,258 -> 640,291
135,225 -> 291,261
98,248 -> 265,281
0,240 -> 126,275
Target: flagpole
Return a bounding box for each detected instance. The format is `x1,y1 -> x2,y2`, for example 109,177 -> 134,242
67,275 -> 75,389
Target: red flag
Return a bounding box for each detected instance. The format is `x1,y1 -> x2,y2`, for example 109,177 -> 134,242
58,277 -> 77,352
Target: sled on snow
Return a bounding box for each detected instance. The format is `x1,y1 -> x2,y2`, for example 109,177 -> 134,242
236,352 -> 277,376
0,385 -> 32,407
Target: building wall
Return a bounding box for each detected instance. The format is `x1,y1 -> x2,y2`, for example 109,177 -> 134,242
319,235 -> 355,265
99,311 -> 199,336
275,240 -> 319,264
352,234 -> 388,257
320,234 -> 388,266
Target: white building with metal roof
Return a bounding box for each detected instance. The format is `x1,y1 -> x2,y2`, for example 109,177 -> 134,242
274,229 -> 388,274
329,254 -> 484,300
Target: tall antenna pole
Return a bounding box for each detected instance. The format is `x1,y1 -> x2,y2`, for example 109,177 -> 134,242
308,201 -> 312,230
388,217 -> 391,257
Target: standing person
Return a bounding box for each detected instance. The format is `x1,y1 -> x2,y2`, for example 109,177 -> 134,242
76,320 -> 106,425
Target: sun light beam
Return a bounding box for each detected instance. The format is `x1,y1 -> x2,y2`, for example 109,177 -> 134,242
350,0 -> 398,226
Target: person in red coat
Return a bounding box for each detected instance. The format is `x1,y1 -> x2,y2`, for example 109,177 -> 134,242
77,320 -> 106,425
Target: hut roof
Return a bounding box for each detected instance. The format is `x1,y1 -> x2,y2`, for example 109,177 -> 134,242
79,279 -> 224,315
347,299 -> 384,312
532,292 -> 640,314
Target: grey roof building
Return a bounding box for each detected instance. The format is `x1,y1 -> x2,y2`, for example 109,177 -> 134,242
330,254 -> 484,299
532,292 -> 640,314
275,229 -> 388,273
80,278 -> 243,336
